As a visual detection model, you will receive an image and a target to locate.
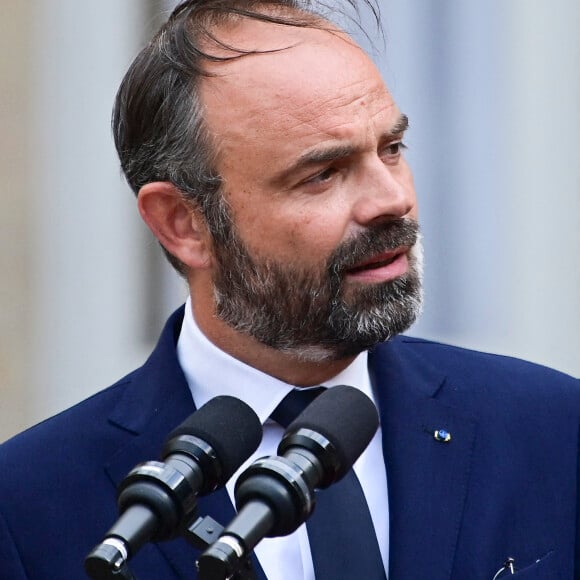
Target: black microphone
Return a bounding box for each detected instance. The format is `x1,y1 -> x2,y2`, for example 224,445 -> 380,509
85,396 -> 262,579
197,385 -> 379,579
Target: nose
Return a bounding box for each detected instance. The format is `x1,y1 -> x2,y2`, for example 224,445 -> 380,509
351,157 -> 417,226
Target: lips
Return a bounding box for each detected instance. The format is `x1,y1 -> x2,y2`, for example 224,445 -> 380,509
329,219 -> 419,284
344,247 -> 410,284
347,249 -> 405,274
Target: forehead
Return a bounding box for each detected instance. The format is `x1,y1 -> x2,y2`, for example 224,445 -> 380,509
198,19 -> 399,169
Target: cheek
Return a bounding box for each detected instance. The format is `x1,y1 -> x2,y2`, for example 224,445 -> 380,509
283,209 -> 348,263
244,211 -> 344,265
228,188 -> 352,262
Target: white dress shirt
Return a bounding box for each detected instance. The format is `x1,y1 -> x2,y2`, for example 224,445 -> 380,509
176,298 -> 389,579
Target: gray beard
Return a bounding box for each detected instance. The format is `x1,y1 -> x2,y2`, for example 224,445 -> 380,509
212,218 -> 424,362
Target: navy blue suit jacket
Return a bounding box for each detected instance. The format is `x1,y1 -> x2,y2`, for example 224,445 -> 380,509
1,307 -> 578,579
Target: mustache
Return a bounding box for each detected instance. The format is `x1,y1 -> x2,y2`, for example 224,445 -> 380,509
328,218 -> 420,275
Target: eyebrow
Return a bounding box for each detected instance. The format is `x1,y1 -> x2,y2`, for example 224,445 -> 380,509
390,113 -> 409,136
273,113 -> 410,185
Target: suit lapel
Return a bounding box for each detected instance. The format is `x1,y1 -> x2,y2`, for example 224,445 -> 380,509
370,338 -> 478,580
105,308 -> 195,488
103,308 -> 267,580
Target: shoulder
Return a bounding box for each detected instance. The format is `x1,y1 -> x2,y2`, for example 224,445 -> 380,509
390,334 -> 576,382
373,335 -> 580,413
0,371 -> 136,481
0,373 -> 138,568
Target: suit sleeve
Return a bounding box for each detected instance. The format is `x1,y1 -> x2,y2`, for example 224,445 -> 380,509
0,511 -> 29,580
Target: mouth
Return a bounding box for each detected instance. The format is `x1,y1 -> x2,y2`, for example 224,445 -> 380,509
345,247 -> 410,283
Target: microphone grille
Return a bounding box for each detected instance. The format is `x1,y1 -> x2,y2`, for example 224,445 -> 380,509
168,396 -> 262,483
287,385 -> 379,480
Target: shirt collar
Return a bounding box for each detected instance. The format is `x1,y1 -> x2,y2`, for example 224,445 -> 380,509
176,298 -> 373,425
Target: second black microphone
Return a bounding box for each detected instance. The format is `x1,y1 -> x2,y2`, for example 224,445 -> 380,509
197,385 -> 379,579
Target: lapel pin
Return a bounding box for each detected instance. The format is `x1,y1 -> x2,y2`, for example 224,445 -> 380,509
433,429 -> 451,443
491,557 -> 516,578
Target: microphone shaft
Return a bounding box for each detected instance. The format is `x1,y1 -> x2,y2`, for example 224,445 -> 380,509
225,501 -> 275,553
107,504 -> 158,557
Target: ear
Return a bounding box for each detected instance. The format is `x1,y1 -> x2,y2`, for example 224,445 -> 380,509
137,182 -> 212,269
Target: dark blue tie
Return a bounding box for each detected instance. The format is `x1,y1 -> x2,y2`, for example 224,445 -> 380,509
272,388 -> 387,580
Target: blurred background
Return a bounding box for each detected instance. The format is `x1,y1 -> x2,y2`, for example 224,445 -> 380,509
1,0 -> 578,442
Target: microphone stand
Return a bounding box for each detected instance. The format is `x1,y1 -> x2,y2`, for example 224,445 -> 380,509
186,516 -> 257,580
85,514 -> 257,580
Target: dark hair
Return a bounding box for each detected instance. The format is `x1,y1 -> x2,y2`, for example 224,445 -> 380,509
112,0 -> 379,274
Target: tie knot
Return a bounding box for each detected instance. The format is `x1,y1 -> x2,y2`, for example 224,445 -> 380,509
271,386 -> 326,428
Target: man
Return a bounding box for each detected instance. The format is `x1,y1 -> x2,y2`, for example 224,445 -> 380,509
0,1 -> 578,579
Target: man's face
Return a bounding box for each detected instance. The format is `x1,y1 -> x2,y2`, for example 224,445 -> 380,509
198,19 -> 421,360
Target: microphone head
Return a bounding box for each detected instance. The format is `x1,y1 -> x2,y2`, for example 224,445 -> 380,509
165,396 -> 262,486
280,385 -> 379,482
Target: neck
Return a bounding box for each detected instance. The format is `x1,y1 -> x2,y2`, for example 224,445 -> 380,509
191,295 -> 356,386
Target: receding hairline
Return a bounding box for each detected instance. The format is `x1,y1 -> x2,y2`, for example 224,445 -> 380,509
188,4 -> 350,71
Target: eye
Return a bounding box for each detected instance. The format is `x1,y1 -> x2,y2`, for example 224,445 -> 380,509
296,165 -> 342,194
305,166 -> 339,185
381,140 -> 407,160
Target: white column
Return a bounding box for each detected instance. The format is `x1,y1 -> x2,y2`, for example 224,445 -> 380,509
503,0 -> 580,374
